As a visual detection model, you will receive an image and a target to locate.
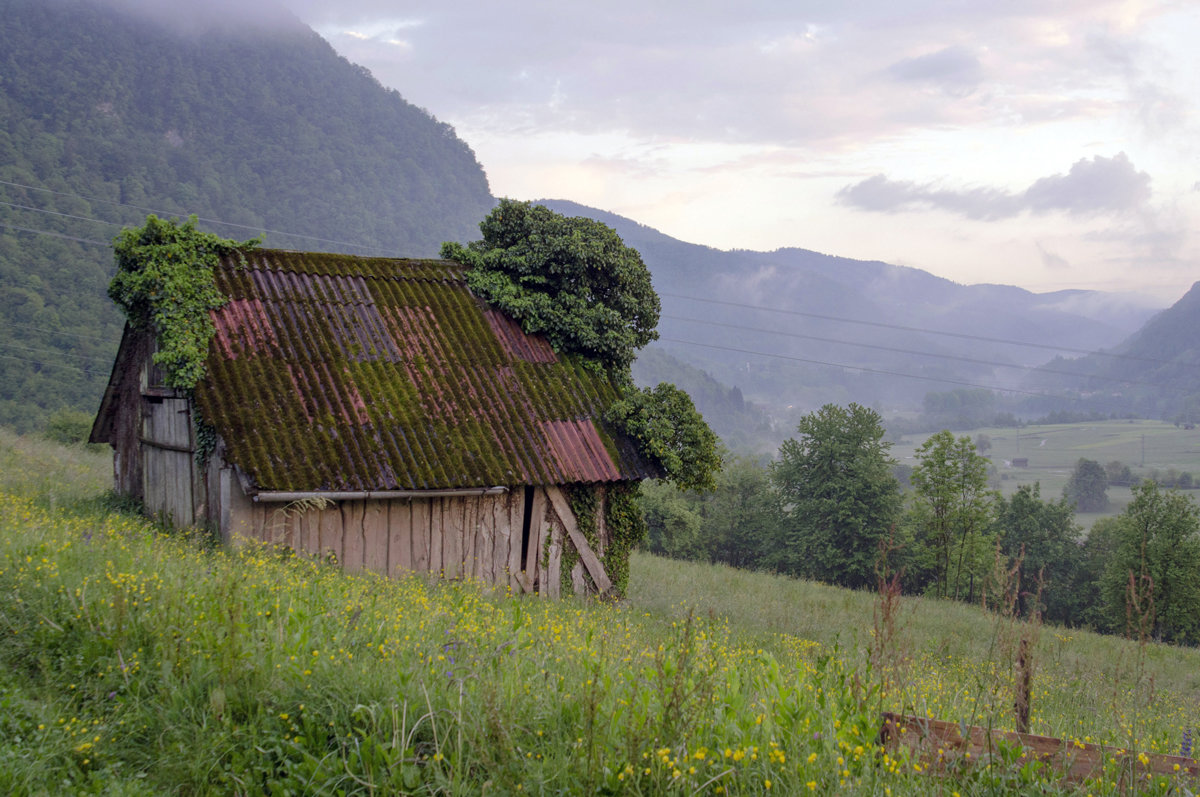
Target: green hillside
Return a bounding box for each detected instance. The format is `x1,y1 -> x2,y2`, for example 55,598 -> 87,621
0,0 -> 493,431
2,429 -> 1198,793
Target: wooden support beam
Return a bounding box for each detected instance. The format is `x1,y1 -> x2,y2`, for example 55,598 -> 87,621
388,500 -> 412,577
503,491 -> 522,592
524,488 -> 546,595
545,486 -> 613,595
412,499 -> 431,572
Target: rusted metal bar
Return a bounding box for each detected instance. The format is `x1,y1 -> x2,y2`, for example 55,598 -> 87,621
879,711 -> 1200,785
251,486 -> 508,502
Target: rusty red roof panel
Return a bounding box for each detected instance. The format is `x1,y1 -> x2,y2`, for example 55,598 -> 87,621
540,419 -> 623,483
193,249 -> 659,492
483,307 -> 558,363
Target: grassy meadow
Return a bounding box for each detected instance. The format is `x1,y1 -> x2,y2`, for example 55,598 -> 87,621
2,429 -> 1200,794
893,419 -> 1200,526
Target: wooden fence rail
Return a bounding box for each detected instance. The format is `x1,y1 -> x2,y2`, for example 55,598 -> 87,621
878,712 -> 1200,788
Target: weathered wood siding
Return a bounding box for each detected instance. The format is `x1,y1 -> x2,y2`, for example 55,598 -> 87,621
110,331 -> 151,500
140,392 -> 197,528
227,489 -> 537,591
220,484 -> 617,596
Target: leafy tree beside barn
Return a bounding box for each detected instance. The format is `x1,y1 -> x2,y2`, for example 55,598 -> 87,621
443,200 -> 720,492
909,431 -> 996,601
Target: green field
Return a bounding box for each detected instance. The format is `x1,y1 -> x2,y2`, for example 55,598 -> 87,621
3,429 -> 1199,794
892,419 -> 1200,525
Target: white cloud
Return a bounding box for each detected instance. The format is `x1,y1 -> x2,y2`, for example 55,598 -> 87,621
273,0 -> 1199,300
838,153 -> 1151,219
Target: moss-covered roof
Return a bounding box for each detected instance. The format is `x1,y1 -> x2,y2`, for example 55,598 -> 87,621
193,249 -> 656,492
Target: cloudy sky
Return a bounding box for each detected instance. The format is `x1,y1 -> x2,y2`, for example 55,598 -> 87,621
278,0 -> 1199,303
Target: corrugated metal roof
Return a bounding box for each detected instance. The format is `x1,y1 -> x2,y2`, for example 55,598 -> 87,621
194,249 -> 658,492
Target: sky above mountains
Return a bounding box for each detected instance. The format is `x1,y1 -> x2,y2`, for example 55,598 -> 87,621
237,2 -> 1200,301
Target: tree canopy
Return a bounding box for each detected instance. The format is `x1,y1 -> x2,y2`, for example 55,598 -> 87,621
441,199 -> 660,375
771,403 -> 901,589
993,483 -> 1079,622
1064,458 -> 1109,512
606,384 -> 721,491
1101,481 -> 1200,644
910,431 -> 996,601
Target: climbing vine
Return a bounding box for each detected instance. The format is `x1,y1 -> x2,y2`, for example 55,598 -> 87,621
558,484 -> 647,598
602,483 -> 647,597
193,413 -> 219,470
564,486 -> 600,596
109,215 -> 257,390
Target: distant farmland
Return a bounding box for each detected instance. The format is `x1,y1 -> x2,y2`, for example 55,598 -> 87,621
893,419 -> 1200,526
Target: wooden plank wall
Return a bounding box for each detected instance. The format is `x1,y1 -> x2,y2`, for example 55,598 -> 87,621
141,396 -> 195,527
226,484 -> 626,598
234,490 -> 544,591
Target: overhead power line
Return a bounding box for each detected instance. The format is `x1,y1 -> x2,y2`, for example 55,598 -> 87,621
661,292 -> 1190,370
0,199 -> 125,228
658,336 -> 1182,411
0,351 -> 88,374
662,314 -> 1186,390
0,178 -> 1186,389
0,221 -> 109,246
3,321 -> 123,341
0,339 -> 113,364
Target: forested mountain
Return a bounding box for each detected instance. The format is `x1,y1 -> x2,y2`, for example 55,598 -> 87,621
538,200 -> 1160,416
0,0 -> 493,430
1028,281 -> 1200,421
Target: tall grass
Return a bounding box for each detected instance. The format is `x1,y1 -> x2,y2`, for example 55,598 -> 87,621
0,427 -> 111,506
1,431 -> 1198,794
629,552 -> 1200,753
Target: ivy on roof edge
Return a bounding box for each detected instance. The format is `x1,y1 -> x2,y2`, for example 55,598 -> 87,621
109,215 -> 259,390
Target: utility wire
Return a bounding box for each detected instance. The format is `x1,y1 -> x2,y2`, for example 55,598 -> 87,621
3,321 -> 123,341
662,314 -> 1186,390
0,351 -> 88,374
0,199 -> 125,229
0,340 -> 113,364
661,291 -> 1188,369
658,337 -> 1177,409
0,180 -> 1189,383
0,221 -> 109,246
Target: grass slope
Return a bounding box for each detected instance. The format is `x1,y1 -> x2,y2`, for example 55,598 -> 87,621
2,430 -> 1198,794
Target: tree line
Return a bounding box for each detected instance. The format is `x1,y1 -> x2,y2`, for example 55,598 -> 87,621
639,403 -> 1200,645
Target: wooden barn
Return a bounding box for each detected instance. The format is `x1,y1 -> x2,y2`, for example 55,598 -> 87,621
90,249 -> 659,597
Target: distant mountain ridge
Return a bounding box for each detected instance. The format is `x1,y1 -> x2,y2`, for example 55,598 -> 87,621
538,200 -> 1161,413
1028,281 -> 1200,420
